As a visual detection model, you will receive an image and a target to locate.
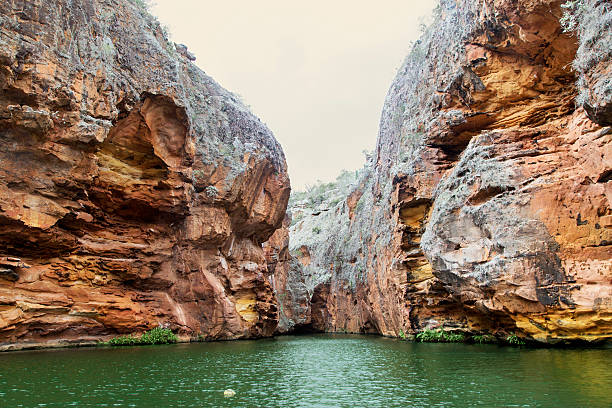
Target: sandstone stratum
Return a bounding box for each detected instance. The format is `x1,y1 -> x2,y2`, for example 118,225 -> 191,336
0,0 -> 290,349
282,0 -> 611,343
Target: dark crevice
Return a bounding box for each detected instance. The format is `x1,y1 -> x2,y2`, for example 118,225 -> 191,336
469,185 -> 515,206
430,142 -> 471,163
288,323 -> 324,335
597,169 -> 612,183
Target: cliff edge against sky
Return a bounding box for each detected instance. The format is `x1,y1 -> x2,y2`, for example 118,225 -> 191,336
0,0 -> 290,349
283,0 -> 611,343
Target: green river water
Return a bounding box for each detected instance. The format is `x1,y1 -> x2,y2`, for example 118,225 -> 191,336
0,334 -> 610,407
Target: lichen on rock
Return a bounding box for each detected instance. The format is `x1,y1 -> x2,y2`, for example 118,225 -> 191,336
283,0 -> 611,343
0,0 -> 290,348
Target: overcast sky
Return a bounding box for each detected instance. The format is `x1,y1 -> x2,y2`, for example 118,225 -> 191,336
150,0 -> 437,190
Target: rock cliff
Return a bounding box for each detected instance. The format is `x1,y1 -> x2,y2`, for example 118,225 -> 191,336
286,0 -> 611,343
0,0 -> 290,349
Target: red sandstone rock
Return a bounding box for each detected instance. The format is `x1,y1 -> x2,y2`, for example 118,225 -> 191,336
0,0 -> 290,348
287,0 -> 611,343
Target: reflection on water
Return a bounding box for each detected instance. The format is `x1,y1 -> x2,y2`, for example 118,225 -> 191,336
0,335 -> 610,407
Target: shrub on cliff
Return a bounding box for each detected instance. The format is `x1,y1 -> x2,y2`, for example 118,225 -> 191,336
140,327 -> 179,344
289,169 -> 363,211
106,327 -> 178,346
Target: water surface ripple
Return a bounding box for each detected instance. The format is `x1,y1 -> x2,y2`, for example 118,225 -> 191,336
0,334 -> 610,407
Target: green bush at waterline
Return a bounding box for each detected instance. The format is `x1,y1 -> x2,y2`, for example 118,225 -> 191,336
105,327 -> 178,346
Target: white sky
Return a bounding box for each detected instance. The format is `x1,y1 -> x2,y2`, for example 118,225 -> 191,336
150,1 -> 437,190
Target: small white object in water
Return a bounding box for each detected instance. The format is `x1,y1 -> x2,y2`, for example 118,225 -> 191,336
224,389 -> 236,398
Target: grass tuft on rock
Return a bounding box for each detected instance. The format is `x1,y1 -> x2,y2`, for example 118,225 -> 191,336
106,327 -> 178,347
505,333 -> 526,346
472,334 -> 497,344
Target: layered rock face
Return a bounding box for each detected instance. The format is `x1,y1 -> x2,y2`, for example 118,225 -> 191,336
264,214 -> 311,333
0,0 -> 290,348
288,0 -> 611,342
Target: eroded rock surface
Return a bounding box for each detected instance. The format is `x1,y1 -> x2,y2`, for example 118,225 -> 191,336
287,0 -> 611,343
0,0 -> 290,348
264,214 -> 311,333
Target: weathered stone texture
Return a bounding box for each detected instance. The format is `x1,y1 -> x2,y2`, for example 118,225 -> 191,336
264,214 -> 312,333
287,0 -> 611,343
0,0 -> 290,348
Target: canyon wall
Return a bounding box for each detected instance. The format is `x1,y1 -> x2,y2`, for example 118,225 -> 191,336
286,0 -> 611,343
0,0 -> 290,349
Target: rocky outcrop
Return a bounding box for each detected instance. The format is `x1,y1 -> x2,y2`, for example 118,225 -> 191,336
287,0 -> 611,343
566,0 -> 612,125
264,214 -> 311,333
278,171 -> 366,333
0,0 -> 290,348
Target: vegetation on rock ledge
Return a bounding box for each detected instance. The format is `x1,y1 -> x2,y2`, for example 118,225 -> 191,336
472,334 -> 497,344
289,168 -> 364,217
506,333 -> 527,346
105,327 -> 178,346
415,329 -> 466,343
411,330 -> 519,345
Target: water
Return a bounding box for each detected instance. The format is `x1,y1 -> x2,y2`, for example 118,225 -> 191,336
0,334 -> 610,407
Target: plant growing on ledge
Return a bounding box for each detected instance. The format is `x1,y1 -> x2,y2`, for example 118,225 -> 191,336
106,327 -> 178,346
106,335 -> 141,346
472,334 -> 497,344
445,332 -> 466,342
506,333 -> 526,346
416,329 -> 465,343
